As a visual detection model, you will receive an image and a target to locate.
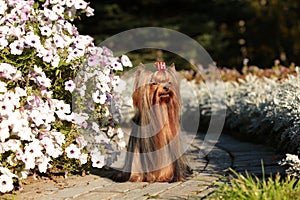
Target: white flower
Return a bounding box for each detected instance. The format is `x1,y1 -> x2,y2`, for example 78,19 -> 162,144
117,141 -> 126,148
78,85 -> 86,96
91,152 -> 105,168
85,6 -> 94,17
24,140 -> 43,158
73,112 -> 89,125
13,120 -> 33,141
65,144 -> 80,159
22,154 -> 35,170
36,155 -> 51,173
37,76 -> 51,88
92,90 -> 107,104
75,134 -> 87,149
3,139 -> 21,152
0,1 -> 8,15
9,40 -> 24,55
4,91 -> 20,107
51,131 -> 65,146
43,8 -> 58,21
0,81 -> 7,93
0,37 -> 8,49
51,55 -> 60,67
13,124 -> 34,141
92,122 -> 100,132
111,61 -> 123,71
17,170 -> 29,180
0,63 -> 17,79
79,153 -> 88,165
66,0 -> 75,7
41,135 -> 63,158
117,128 -> 124,139
49,0 -> 59,4
41,137 -> 55,154
52,4 -> 65,14
0,167 -> 17,178
24,33 -> 41,49
53,34 -> 65,48
40,26 -> 52,37
114,79 -> 126,93
33,65 -> 44,76
0,122 -> 10,142
96,81 -> 110,93
0,100 -> 14,116
121,55 -> 132,67
30,109 -> 45,126
0,175 -> 14,193
15,87 -> 26,97
54,100 -> 71,120
40,49 -> 54,63
64,80 -> 75,92
94,134 -> 109,144
74,0 -> 88,10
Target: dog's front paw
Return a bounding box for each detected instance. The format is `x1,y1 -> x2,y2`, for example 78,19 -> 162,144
112,171 -> 131,182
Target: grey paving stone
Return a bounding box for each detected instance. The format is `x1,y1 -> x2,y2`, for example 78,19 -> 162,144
158,180 -> 211,199
5,132 -> 287,200
48,177 -> 113,199
206,147 -> 232,172
113,182 -> 181,200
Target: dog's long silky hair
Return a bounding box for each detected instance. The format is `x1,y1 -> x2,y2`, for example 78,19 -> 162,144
115,63 -> 192,182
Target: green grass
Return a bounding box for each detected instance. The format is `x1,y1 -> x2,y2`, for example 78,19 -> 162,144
209,168 -> 300,200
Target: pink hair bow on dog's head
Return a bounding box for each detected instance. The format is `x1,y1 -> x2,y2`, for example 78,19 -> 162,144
155,61 -> 166,71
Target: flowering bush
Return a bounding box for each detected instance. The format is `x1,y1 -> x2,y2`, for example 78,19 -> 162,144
0,0 -> 132,193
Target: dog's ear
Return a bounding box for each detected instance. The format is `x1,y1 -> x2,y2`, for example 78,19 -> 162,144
169,63 -> 176,71
136,63 -> 146,76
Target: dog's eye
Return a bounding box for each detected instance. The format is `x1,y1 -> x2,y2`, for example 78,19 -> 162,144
168,82 -> 172,84
152,82 -> 158,85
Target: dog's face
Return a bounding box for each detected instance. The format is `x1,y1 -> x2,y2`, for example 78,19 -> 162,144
149,69 -> 177,104
133,63 -> 180,108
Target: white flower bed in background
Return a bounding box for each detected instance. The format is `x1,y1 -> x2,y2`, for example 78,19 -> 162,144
191,68 -> 300,178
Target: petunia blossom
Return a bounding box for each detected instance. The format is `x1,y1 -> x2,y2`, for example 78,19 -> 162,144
64,80 -> 75,92
0,175 -> 14,193
65,144 -> 80,159
91,152 -> 105,168
120,55 -> 132,67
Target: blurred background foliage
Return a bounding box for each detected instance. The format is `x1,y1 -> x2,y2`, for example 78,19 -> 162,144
77,0 -> 300,70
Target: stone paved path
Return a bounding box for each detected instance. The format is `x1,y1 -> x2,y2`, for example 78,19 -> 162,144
2,132 -> 285,200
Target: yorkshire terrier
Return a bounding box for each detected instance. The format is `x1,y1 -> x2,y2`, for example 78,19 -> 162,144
114,62 -> 192,182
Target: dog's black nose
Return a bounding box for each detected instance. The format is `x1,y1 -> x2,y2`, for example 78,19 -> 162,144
163,86 -> 169,91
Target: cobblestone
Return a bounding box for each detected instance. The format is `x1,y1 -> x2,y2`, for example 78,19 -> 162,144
2,132 -> 285,200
